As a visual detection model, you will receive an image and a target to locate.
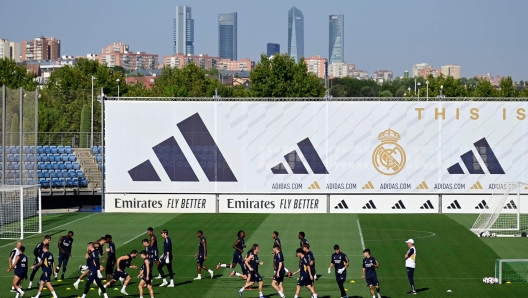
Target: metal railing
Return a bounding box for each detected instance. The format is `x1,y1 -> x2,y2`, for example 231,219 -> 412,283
36,132 -> 102,148
104,96 -> 528,102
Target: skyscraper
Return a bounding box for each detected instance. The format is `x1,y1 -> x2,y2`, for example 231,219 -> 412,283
218,12 -> 237,60
267,43 -> 280,57
329,15 -> 344,64
174,5 -> 194,55
288,6 -> 304,62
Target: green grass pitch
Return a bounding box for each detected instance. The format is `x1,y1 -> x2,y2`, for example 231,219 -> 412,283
1,213 -> 528,297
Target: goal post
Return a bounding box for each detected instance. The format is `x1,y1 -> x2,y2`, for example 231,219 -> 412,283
495,259 -> 528,284
470,182 -> 528,237
0,185 -> 41,240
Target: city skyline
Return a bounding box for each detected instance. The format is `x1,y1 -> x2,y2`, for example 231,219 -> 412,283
218,12 -> 237,60
288,6 -> 304,62
328,15 -> 344,64
174,5 -> 194,55
0,0 -> 527,79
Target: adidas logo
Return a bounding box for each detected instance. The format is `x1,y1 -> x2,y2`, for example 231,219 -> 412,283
420,200 -> 434,209
470,181 -> 483,189
447,137 -> 505,175
334,200 -> 349,209
271,138 -> 329,175
391,200 -> 406,209
128,113 -> 237,182
416,181 -> 429,190
447,200 -> 462,209
362,200 -> 377,209
504,200 -> 517,209
362,181 -> 375,190
475,200 -> 489,209
308,181 -> 321,190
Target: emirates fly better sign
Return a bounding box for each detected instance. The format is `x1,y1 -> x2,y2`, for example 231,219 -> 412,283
105,101 -> 528,194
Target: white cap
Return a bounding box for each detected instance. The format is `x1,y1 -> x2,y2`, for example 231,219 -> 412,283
405,239 -> 414,244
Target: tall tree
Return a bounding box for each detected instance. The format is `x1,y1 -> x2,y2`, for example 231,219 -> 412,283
79,105 -> 90,148
10,113 -> 19,146
0,58 -> 37,90
499,76 -> 517,97
250,54 -> 325,97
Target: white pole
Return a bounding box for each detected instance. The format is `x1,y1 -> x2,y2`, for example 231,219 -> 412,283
38,187 -> 42,233
20,187 -> 24,240
91,76 -> 94,148
517,184 -> 520,232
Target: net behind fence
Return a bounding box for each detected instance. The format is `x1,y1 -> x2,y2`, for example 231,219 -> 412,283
0,185 -> 40,239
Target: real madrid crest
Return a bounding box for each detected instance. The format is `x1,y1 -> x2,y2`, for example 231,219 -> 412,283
372,128 -> 406,176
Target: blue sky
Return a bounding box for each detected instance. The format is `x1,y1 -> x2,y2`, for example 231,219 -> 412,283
1,0 -> 526,79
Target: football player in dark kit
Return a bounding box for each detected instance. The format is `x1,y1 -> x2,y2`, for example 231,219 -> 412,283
30,244 -> 58,298
216,230 -> 246,271
102,250 -> 138,296
194,230 -> 214,280
298,231 -> 309,247
55,230 -> 74,280
271,244 -> 286,298
7,245 -> 28,298
138,250 -> 154,298
158,229 -> 174,287
362,248 -> 381,298
81,242 -> 108,298
303,244 -> 317,285
328,244 -> 350,298
147,227 -> 161,279
102,234 -> 116,281
238,244 -> 265,298
28,235 -> 51,289
292,248 -> 317,298
271,231 -> 290,277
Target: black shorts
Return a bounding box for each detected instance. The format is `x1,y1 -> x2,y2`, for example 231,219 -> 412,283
273,274 -> 284,283
366,276 -> 379,287
106,258 -> 116,273
58,253 -> 70,266
297,275 -> 311,287
250,272 -> 262,282
40,271 -> 52,283
232,253 -> 243,266
15,272 -> 28,279
336,273 -> 347,282
197,254 -> 204,266
113,270 -> 129,281
142,276 -> 153,285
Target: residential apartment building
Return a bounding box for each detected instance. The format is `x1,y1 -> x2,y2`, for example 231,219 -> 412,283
441,64 -> 461,79
174,5 -> 194,55
328,62 -> 348,78
102,42 -> 129,54
0,39 -> 19,61
163,54 -> 219,69
412,63 -> 431,78
21,37 -> 60,61
373,70 -> 393,83
350,69 -> 369,80
417,66 -> 441,78
329,15 -> 344,64
218,12 -> 237,60
216,58 -> 254,72
304,55 -> 327,78
98,43 -> 158,69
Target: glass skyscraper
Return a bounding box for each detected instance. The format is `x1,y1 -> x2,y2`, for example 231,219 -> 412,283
329,15 -> 344,64
288,6 -> 304,62
218,12 -> 237,60
174,5 -> 194,55
267,43 -> 280,57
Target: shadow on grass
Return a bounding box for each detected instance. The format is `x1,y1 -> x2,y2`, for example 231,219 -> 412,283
416,287 -> 429,293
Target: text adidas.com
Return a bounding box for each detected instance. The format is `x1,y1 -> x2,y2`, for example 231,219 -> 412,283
434,183 -> 466,190
227,198 -> 320,209
379,183 -> 412,190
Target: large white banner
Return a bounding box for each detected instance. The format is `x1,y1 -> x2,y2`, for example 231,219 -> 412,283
105,101 -> 528,194
218,195 -> 326,214
441,194 -> 528,214
104,194 -> 216,213
330,195 -> 438,214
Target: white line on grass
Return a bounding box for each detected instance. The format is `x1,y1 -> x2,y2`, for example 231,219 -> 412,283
123,232 -> 148,245
357,219 -> 365,250
0,213 -> 97,249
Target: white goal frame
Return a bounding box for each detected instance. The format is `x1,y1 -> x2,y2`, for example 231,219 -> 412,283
470,181 -> 528,237
0,185 -> 42,240
495,259 -> 528,284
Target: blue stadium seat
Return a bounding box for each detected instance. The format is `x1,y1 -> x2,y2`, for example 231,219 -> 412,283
15,154 -> 20,162
56,171 -> 63,178
61,154 -> 68,162
37,146 -> 44,154
29,155 -> 35,162
50,146 -> 57,154
53,154 -> 60,162
68,170 -> 76,178
40,155 -> 48,162
8,154 -> 15,162
52,162 -> 59,170
24,147 -> 31,154
13,163 -> 20,171
66,178 -> 73,187
73,162 -> 80,170
44,146 -> 50,154
65,146 -> 72,154
57,146 -> 64,154
58,163 -> 65,170
65,162 -> 72,170
92,147 -> 98,154
68,154 -> 76,162
30,146 -> 36,154
80,178 -> 88,187
76,170 -> 84,178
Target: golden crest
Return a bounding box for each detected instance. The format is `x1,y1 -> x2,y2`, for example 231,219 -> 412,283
372,129 -> 406,176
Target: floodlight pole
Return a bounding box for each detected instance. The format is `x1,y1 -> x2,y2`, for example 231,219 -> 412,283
100,88 -> 105,211
91,76 -> 95,148
2,85 -> 5,186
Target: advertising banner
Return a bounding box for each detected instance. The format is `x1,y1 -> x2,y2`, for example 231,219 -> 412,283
330,195 -> 438,214
105,101 -> 528,194
218,195 -> 326,214
104,194 -> 216,213
441,194 -> 528,214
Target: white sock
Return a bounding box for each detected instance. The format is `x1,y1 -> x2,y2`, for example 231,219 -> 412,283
221,264 -> 227,268
11,286 -> 14,290
170,279 -> 174,284
240,287 -> 245,292
259,292 -> 263,296
75,279 -> 81,284
81,294 -> 86,298
294,295 -> 298,298
29,281 -> 33,287
285,268 -> 290,273
208,269 -> 214,273
17,288 -> 24,294
235,272 -> 241,277
52,291 -> 58,298
34,292 -> 41,298
103,294 -> 109,298
163,278 -> 167,282
103,285 -> 107,288
122,285 -> 126,290
278,291 -> 284,297
198,274 -> 201,278
15,293 -> 20,298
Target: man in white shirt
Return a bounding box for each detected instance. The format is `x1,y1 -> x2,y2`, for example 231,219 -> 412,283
404,239 -> 416,295
8,241 -> 22,292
